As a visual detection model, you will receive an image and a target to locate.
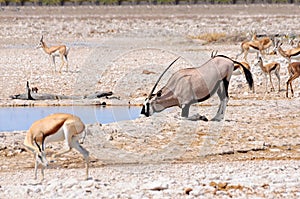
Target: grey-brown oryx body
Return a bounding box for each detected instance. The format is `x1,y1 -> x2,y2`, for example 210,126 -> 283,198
141,55 -> 253,121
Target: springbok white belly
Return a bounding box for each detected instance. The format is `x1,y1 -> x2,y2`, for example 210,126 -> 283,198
248,47 -> 260,53
291,54 -> 300,60
44,127 -> 65,144
232,68 -> 243,76
51,50 -> 61,57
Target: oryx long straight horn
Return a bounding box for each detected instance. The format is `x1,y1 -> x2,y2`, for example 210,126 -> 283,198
148,56 -> 180,99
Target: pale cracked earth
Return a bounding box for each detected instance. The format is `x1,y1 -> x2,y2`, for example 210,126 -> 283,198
0,4 -> 300,198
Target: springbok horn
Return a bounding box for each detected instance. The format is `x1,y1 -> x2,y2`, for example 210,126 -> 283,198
40,35 -> 43,42
147,56 -> 180,99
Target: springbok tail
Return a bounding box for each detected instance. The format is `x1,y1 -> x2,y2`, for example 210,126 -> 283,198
65,47 -> 70,56
64,47 -> 70,62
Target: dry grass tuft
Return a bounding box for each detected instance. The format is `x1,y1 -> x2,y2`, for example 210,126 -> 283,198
189,32 -> 227,43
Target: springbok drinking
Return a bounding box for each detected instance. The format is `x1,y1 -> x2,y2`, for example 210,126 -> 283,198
24,113 -> 89,180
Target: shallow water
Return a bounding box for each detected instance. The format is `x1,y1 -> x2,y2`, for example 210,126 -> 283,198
0,106 -> 141,132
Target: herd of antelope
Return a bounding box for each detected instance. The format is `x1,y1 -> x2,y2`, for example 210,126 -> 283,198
236,31 -> 300,97
24,33 -> 300,181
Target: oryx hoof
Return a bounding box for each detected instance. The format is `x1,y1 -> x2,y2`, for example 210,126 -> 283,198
211,117 -> 223,122
199,116 -> 209,121
187,114 -> 208,121
86,177 -> 93,181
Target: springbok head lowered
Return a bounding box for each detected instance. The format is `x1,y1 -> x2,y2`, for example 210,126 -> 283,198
32,138 -> 49,168
36,35 -> 44,49
140,57 -> 180,117
270,39 -> 282,55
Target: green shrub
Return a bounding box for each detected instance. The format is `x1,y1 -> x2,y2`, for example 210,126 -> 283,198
0,0 -> 8,5
156,0 -> 175,4
41,0 -> 61,5
100,0 -> 120,4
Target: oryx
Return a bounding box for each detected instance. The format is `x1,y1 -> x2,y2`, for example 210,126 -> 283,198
141,54 -> 253,121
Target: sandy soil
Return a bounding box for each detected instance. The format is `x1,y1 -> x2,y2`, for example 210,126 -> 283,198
0,4 -> 300,198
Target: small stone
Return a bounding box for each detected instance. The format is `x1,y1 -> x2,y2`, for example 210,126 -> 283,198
184,187 -> 193,195
143,181 -> 169,191
247,136 -> 255,141
269,148 -> 281,152
64,178 -> 79,188
217,182 -> 228,190
81,180 -> 94,188
34,187 -> 41,193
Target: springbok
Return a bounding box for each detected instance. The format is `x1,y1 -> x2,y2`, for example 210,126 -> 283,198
255,56 -> 280,93
236,34 -> 273,62
286,62 -> 300,97
284,33 -> 300,48
24,113 -> 89,180
288,38 -> 300,48
273,41 -> 300,63
251,32 -> 272,46
232,61 -> 255,93
36,36 -> 70,73
141,54 -> 253,121
233,61 -> 251,76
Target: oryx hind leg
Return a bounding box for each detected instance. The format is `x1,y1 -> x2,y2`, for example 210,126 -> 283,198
212,80 -> 229,121
181,104 -> 191,118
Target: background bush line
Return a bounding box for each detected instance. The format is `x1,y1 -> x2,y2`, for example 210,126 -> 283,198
0,0 -> 297,6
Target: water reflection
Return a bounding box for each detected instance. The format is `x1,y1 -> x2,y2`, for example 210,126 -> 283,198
0,106 -> 141,132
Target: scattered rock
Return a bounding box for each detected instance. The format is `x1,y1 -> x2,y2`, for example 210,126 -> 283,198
184,187 -> 193,195
143,181 -> 169,191
142,70 -> 156,75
